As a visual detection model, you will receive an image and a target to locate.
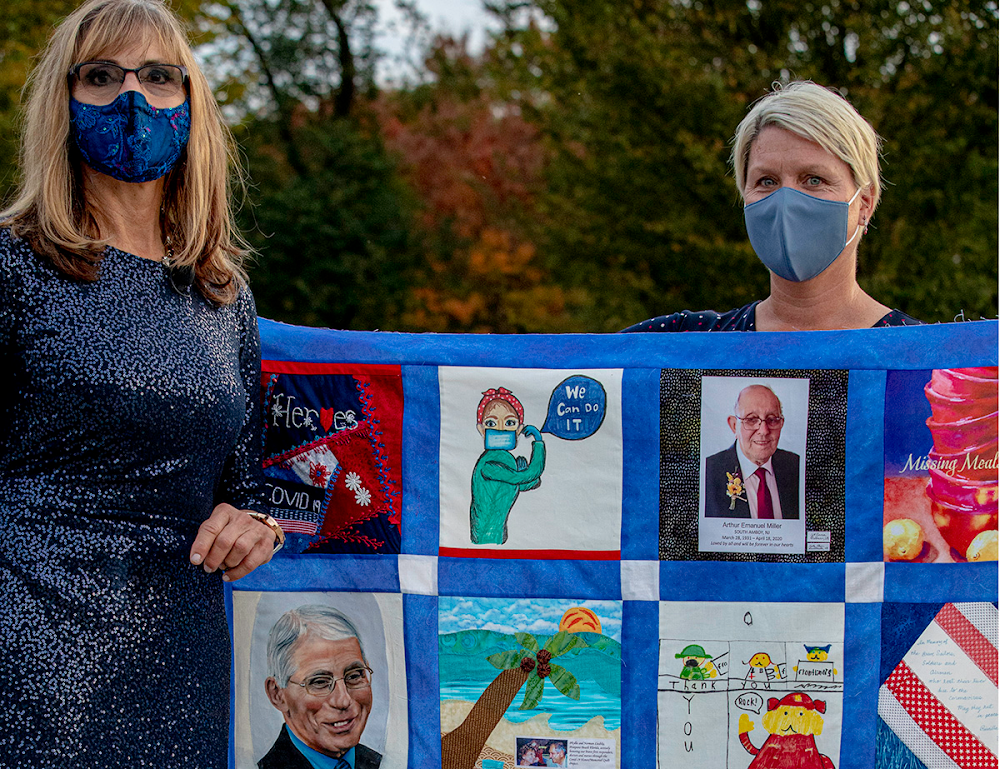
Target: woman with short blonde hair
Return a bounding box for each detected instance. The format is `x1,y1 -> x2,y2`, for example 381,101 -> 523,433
627,81 -> 919,332
731,80 -> 883,214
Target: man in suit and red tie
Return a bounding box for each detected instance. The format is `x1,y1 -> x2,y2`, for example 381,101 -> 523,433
704,384 -> 800,519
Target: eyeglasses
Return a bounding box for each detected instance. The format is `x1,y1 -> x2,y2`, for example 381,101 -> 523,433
287,667 -> 373,697
69,61 -> 188,104
735,415 -> 784,429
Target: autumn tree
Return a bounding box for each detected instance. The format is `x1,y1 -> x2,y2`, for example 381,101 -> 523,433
483,0 -> 998,327
202,0 -> 424,329
376,36 -> 584,333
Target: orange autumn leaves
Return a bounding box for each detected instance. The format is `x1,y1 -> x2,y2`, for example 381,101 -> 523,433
375,64 -> 581,333
406,228 -> 574,332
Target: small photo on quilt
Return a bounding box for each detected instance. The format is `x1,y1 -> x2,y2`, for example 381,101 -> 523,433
659,369 -> 848,563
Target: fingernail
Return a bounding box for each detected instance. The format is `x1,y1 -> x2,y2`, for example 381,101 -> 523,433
222,574 -> 232,582
203,565 -> 212,573
191,553 -> 203,565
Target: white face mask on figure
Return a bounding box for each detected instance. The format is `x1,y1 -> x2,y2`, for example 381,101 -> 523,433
744,186 -> 862,282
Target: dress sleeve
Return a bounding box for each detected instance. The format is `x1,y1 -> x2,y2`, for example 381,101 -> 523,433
215,286 -> 271,516
620,304 -> 757,332
620,312 -> 690,332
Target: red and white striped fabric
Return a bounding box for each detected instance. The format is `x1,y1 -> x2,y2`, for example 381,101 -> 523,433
878,602 -> 998,768
272,516 -> 319,536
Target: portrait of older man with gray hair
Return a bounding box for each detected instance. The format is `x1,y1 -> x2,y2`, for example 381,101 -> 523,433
704,383 -> 801,520
260,604 -> 382,769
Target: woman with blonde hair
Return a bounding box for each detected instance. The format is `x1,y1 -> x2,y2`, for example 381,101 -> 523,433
0,0 -> 284,764
626,81 -> 921,332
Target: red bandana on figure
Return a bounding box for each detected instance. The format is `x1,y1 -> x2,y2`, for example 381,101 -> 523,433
738,692 -> 836,769
476,387 -> 525,424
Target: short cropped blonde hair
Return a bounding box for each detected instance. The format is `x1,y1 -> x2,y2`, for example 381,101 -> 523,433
731,81 -> 883,212
1,0 -> 247,305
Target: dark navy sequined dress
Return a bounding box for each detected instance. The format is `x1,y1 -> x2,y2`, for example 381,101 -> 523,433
0,229 -> 269,768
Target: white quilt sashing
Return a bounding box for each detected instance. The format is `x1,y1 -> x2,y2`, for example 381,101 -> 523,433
878,602 -> 998,768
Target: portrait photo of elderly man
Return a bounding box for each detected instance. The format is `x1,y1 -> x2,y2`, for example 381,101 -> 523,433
260,604 -> 382,769
704,383 -> 801,520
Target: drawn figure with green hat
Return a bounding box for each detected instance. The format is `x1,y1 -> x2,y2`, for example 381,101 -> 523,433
676,644 -> 718,680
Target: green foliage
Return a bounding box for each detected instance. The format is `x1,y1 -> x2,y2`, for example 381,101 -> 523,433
543,629 -> 588,658
1,0 -> 994,329
546,662 -> 581,700
518,668 -> 546,710
0,0 -> 70,197
201,0 -> 382,119
484,0 -> 998,327
515,632 -> 540,652
236,113 -> 417,330
486,649 -> 528,670
203,0 -> 429,329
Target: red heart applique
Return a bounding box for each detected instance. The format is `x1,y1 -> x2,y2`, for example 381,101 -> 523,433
320,408 -> 334,432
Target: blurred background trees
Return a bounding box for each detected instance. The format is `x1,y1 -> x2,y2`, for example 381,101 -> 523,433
1,0 -> 996,330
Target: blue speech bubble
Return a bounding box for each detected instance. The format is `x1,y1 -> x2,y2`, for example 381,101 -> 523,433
540,376 -> 606,440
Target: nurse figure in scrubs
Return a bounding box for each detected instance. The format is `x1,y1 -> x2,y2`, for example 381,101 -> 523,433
469,388 -> 545,545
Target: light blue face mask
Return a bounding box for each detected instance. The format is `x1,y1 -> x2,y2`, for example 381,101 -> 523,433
744,186 -> 862,282
484,429 -> 517,450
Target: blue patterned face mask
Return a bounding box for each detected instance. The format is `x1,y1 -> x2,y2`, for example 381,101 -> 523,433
744,186 -> 862,282
69,90 -> 190,183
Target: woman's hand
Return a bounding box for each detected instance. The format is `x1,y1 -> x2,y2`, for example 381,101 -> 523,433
189,503 -> 277,581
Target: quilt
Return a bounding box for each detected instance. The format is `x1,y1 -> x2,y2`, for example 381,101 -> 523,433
228,319 -> 999,769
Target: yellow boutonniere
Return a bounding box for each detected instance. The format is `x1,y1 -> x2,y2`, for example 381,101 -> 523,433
726,470 -> 747,510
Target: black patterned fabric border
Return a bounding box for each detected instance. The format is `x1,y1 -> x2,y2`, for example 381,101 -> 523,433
659,369 -> 848,562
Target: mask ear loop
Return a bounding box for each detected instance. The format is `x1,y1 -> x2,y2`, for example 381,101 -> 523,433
844,187 -> 865,247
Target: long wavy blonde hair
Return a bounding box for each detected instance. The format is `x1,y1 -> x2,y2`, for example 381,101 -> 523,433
1,0 -> 248,305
